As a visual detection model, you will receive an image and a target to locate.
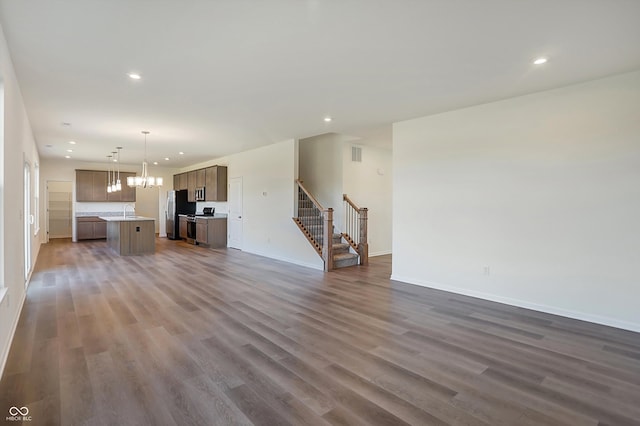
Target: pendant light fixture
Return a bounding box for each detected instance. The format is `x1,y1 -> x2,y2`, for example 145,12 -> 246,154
106,154 -> 113,193
110,151 -> 118,192
116,147 -> 122,191
127,130 -> 163,188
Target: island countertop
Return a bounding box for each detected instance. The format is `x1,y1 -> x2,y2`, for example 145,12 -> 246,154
102,216 -> 155,255
99,215 -> 155,222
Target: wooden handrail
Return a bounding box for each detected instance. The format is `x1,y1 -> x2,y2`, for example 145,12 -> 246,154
296,179 -> 324,211
343,193 -> 360,211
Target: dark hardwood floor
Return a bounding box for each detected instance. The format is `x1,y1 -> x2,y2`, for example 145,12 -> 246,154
1,238 -> 639,425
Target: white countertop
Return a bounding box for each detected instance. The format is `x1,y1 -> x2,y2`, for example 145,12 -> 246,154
99,215 -> 155,222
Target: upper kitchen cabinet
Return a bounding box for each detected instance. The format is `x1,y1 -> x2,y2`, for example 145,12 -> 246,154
205,166 -> 227,201
107,171 -> 135,202
178,173 -> 188,190
196,169 -> 206,187
173,174 -> 180,190
77,170 -> 136,202
76,170 -> 107,202
187,170 -> 197,202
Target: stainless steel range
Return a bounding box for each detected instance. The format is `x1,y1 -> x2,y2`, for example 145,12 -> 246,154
185,207 -> 215,244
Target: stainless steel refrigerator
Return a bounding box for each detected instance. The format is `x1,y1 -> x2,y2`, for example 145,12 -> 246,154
166,190 -> 196,240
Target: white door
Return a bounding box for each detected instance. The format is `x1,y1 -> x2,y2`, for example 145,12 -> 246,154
228,177 -> 243,249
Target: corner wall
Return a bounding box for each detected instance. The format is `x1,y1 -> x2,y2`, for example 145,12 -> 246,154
392,71 -> 640,331
0,23 -> 41,376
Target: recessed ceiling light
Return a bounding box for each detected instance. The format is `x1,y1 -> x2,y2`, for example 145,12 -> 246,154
128,73 -> 141,80
324,117 -> 332,122
64,155 -> 71,159
533,57 -> 548,65
164,157 -> 170,161
113,159 -> 118,162
69,141 -> 76,144
179,152 -> 184,155
66,149 -> 73,152
153,161 -> 158,165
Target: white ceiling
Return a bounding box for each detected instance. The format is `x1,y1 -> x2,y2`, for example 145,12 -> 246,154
1,0 -> 639,167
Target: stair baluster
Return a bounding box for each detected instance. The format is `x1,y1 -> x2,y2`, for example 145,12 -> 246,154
342,194 -> 368,266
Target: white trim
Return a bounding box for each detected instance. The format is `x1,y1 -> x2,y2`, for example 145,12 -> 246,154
0,286 -> 27,380
242,248 -> 323,271
390,274 -> 640,333
369,250 -> 392,257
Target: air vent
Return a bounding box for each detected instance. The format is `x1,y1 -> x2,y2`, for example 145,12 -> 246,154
351,146 -> 362,162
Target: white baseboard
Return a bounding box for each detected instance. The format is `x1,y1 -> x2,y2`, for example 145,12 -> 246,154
243,248 -> 324,271
0,287 -> 28,380
390,274 -> 640,333
369,250 -> 392,257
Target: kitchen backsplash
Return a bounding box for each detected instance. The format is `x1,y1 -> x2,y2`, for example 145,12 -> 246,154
196,201 -> 228,214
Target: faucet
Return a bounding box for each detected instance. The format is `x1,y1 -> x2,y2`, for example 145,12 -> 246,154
124,204 -> 135,218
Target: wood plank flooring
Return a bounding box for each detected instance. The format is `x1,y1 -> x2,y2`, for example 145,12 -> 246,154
1,238 -> 640,425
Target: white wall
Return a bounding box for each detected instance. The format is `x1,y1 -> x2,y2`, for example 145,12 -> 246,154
40,159 -> 177,240
0,23 -> 41,376
393,71 -> 640,332
299,133 -> 345,230
343,143 -> 393,256
179,139 -> 323,270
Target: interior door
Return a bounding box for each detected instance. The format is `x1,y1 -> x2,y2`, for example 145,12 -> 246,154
228,177 -> 243,249
24,161 -> 32,283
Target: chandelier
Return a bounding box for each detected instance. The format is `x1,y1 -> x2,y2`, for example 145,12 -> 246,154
127,131 -> 163,188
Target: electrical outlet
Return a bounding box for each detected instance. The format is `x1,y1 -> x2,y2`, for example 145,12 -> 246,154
483,266 -> 490,276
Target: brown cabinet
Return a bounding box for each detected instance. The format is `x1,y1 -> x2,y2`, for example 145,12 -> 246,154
178,215 -> 188,239
76,170 -> 107,202
76,170 -> 135,202
196,169 -> 206,187
196,218 -> 208,244
205,166 -> 227,201
187,171 -> 197,202
195,217 -> 227,248
178,173 -> 188,190
173,165 -> 227,201
106,172 -> 135,202
77,216 -> 107,240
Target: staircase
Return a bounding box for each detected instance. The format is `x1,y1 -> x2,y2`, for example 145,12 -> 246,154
293,179 -> 366,271
332,233 -> 359,268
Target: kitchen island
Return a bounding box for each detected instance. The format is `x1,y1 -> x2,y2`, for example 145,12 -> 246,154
100,216 -> 156,255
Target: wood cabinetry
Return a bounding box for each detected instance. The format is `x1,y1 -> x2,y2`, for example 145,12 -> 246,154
173,165 -> 227,202
76,216 -> 107,240
179,215 -> 188,239
173,172 -> 188,190
196,219 -> 208,244
106,172 -> 136,202
205,166 -> 228,201
187,171 -> 197,202
76,170 -> 136,202
196,169 -> 206,187
195,217 -> 227,248
76,170 -> 107,202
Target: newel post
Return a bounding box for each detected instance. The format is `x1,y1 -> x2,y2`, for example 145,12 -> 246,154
323,208 -> 334,272
358,207 -> 368,265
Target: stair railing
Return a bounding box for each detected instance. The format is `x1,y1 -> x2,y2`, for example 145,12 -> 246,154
343,194 -> 368,265
294,179 -> 333,271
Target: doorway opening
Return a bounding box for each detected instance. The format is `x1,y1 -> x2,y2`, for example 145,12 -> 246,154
47,181 -> 73,241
